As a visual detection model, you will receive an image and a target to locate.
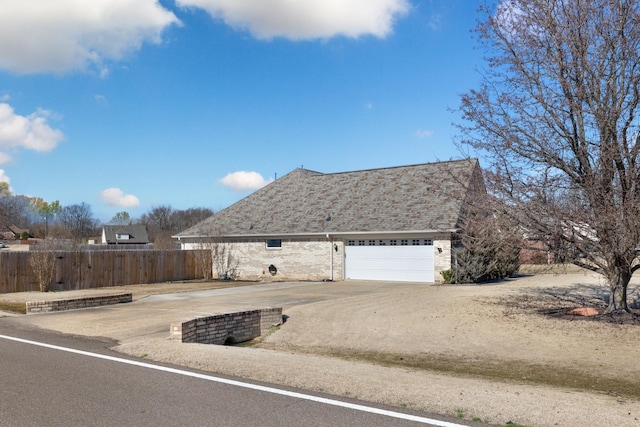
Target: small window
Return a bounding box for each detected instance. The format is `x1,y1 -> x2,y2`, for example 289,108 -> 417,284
424,239 -> 433,246
390,240 -> 397,246
412,239 -> 420,245
379,240 -> 386,246
400,239 -> 408,246
116,233 -> 130,240
347,240 -> 355,246
266,239 -> 282,249
358,240 -> 365,246
368,240 -> 376,246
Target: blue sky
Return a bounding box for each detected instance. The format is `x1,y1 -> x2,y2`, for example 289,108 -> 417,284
0,1 -> 486,222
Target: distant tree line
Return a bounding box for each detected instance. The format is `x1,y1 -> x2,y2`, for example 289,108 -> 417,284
0,187 -> 212,245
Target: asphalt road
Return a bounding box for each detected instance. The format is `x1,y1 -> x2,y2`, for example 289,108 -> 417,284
0,324 -> 470,427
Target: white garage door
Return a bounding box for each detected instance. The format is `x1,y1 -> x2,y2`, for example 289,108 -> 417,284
345,240 -> 435,282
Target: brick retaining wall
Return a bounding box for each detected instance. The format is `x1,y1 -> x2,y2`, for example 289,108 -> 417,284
170,307 -> 283,345
26,293 -> 133,314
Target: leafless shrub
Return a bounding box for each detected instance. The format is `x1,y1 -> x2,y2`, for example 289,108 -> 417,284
213,242 -> 239,280
29,241 -> 57,292
192,241 -> 213,280
445,196 -> 522,284
190,239 -> 240,280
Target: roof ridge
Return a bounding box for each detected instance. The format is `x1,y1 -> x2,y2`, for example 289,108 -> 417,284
316,158 -> 477,176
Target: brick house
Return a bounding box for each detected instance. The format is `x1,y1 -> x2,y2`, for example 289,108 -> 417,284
174,158 -> 485,283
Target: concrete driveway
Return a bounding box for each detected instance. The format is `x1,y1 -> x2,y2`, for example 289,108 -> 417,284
3,280 -> 432,342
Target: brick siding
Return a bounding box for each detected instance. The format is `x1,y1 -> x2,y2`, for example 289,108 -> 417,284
170,307 -> 283,345
26,293 -> 133,314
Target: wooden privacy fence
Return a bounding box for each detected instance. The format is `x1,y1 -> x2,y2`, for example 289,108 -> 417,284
0,250 -> 206,294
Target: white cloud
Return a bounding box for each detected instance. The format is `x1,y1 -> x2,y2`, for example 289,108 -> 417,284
0,1 -> 180,74
0,153 -> 12,165
0,103 -> 64,162
100,188 -> 141,207
415,129 -> 434,138
0,94 -> 9,102
177,0 -> 410,40
219,171 -> 273,192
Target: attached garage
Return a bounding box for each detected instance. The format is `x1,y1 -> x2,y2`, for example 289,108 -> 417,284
344,239 -> 435,283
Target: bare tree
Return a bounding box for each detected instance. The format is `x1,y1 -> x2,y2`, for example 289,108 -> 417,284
140,205 -> 175,242
153,231 -> 177,250
140,205 -> 213,243
58,203 -> 99,242
0,193 -> 32,232
173,207 -> 214,232
142,205 -> 174,229
458,0 -> 640,312
6,196 -> 35,229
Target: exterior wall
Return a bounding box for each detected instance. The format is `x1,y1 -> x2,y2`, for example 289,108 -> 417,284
433,234 -> 452,283
182,234 -> 452,283
184,238 -> 343,282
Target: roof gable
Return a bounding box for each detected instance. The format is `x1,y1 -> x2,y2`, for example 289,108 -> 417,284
177,159 -> 484,238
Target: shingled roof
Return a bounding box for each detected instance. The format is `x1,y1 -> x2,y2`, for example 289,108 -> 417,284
176,158 -> 484,238
102,224 -> 149,244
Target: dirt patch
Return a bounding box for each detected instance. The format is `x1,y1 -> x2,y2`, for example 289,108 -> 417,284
253,273 -> 640,404
495,280 -> 640,325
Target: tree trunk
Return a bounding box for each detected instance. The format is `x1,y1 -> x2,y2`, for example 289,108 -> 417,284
605,269 -> 631,313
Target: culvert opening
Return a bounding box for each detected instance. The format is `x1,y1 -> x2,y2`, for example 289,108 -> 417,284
173,308 -> 284,346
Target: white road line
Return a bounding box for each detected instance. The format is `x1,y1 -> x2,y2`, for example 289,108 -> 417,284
0,334 -> 469,427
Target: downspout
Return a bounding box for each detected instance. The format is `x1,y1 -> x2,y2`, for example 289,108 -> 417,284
327,234 -> 333,281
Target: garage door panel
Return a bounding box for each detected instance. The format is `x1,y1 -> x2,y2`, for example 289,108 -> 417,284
345,245 -> 434,282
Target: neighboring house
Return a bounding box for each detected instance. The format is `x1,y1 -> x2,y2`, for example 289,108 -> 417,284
174,159 -> 486,283
101,225 -> 149,245
1,223 -> 29,240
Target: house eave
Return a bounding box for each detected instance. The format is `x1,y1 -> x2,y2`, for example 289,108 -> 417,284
174,229 -> 459,240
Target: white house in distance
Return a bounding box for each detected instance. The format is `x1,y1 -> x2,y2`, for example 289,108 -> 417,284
174,158 -> 485,283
